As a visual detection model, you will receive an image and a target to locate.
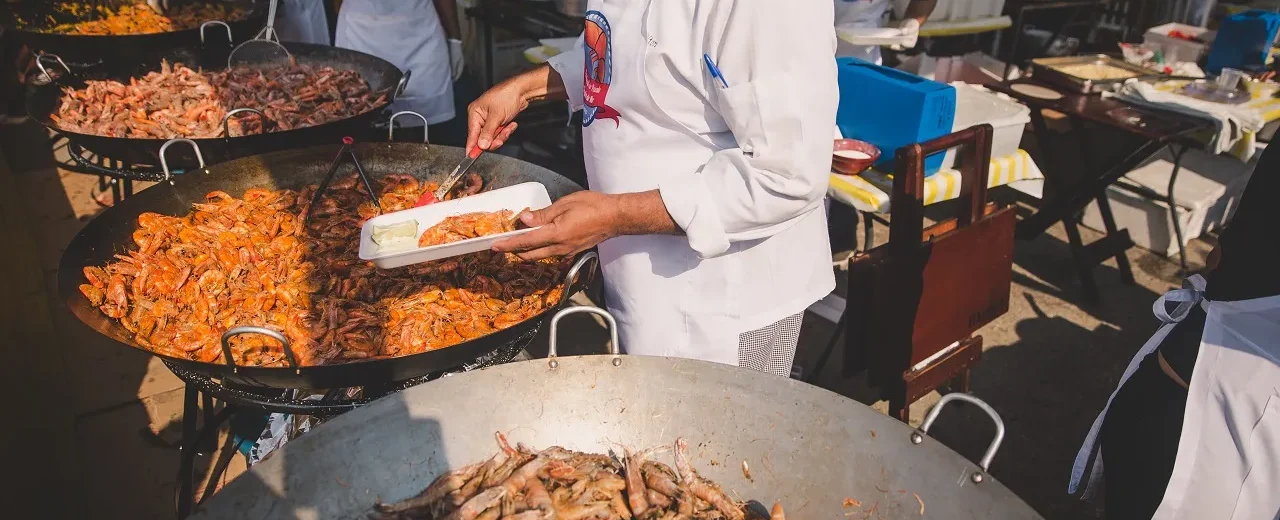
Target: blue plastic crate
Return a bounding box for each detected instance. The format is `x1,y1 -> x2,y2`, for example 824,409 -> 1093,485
1206,10 -> 1280,75
835,57 -> 955,176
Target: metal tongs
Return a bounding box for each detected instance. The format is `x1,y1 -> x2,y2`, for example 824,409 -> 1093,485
413,122 -> 515,206
305,137 -> 382,224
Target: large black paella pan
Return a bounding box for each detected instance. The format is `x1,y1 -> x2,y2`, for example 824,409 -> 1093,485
0,0 -> 265,65
28,42 -> 406,171
57,141 -> 591,388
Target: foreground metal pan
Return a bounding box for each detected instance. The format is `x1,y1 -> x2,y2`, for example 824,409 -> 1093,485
192,307 -> 1043,519
27,41 -> 405,170
57,141 -> 586,389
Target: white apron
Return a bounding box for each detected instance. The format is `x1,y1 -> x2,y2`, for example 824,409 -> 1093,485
335,0 -> 454,125
835,0 -> 889,63
1071,275 -> 1280,519
575,0 -> 834,367
275,0 -> 330,46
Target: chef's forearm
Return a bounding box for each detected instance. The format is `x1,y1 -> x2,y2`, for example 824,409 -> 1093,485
509,64 -> 569,104
905,0 -> 937,24
432,0 -> 462,41
611,191 -> 680,236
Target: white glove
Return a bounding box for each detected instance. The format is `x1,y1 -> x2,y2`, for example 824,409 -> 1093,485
145,0 -> 170,14
448,38 -> 465,81
890,18 -> 922,51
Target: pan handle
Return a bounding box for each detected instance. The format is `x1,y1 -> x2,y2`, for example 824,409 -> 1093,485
220,326 -> 300,372
35,53 -> 71,84
559,251 -> 599,309
393,69 -> 412,100
222,108 -> 271,138
912,393 -> 1006,482
388,111 -> 429,143
547,306 -> 620,367
200,21 -> 233,45
159,139 -> 206,182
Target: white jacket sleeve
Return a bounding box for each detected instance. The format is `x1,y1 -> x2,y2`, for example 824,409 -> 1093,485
545,35 -> 586,111
658,0 -> 838,258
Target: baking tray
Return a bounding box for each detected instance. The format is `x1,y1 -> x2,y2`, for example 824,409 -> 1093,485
1029,55 -> 1160,94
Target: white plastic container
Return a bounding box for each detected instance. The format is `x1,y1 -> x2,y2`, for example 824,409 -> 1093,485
1082,146 -> 1256,257
940,82 -> 1030,169
1144,23 -> 1209,64
358,182 -> 551,269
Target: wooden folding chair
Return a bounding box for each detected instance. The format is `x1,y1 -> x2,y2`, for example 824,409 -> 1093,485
842,124 -> 1016,421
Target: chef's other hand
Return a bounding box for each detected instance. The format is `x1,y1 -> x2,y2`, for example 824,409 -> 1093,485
145,0 -> 169,14
465,81 -> 527,152
890,18 -> 922,51
492,191 -> 619,261
448,39 -> 465,81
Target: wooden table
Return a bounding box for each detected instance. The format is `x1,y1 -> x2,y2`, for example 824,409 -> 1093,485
989,79 -> 1213,300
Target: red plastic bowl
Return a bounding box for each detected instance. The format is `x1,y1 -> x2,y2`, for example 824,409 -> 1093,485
832,139 -> 881,176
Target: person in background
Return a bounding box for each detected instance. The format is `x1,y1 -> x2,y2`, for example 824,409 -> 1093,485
335,0 -> 466,145
1070,143 -> 1280,519
276,0 -> 331,45
835,0 -> 936,63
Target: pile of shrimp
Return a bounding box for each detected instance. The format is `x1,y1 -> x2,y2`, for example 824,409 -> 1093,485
46,2 -> 248,35
418,210 -> 522,247
375,434 -> 786,520
52,59 -> 384,139
78,171 -> 567,367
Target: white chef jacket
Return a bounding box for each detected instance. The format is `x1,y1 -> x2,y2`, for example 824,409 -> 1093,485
275,0 -> 330,46
835,0 -> 890,63
1071,275 -> 1280,519
546,0 -> 837,365
336,0 -> 454,125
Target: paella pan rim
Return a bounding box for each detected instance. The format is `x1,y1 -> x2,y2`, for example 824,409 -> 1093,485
26,41 -> 404,169
192,354 -> 1044,519
56,142 -> 585,389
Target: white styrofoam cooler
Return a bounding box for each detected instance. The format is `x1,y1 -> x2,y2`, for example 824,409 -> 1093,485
940,82 -> 1029,170
895,0 -> 1006,23
1082,146 -> 1258,257
1143,23 -> 1210,64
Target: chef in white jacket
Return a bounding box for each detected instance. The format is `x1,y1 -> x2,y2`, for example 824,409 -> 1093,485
470,0 -> 837,376
336,0 -> 466,139
275,0 -> 330,46
835,0 -> 936,63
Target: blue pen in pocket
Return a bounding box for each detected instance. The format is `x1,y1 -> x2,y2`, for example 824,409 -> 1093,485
702,53 -> 729,88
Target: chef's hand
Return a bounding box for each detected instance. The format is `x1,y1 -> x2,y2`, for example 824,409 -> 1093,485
448,39 -> 465,81
465,82 -> 526,152
145,0 -> 169,14
491,191 -> 621,260
890,18 -> 922,51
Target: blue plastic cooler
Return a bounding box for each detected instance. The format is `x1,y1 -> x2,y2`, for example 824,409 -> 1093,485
835,57 -> 955,176
1205,10 -> 1280,75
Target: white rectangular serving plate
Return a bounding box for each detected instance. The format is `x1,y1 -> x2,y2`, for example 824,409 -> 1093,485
357,182 -> 551,269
